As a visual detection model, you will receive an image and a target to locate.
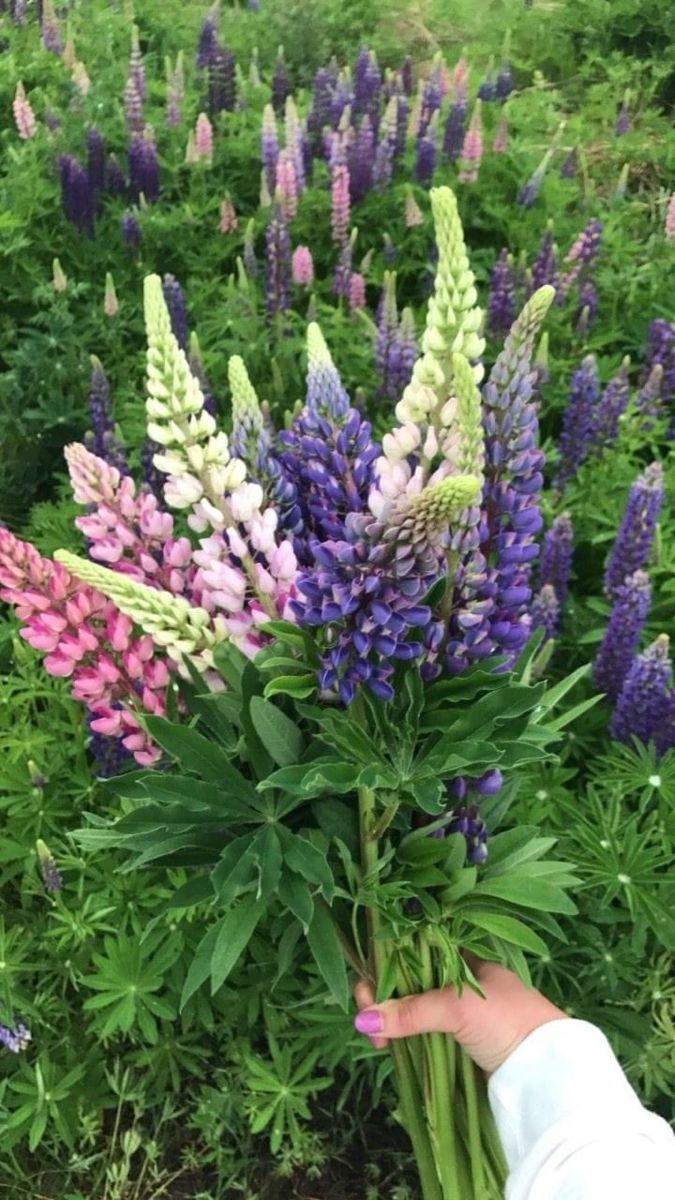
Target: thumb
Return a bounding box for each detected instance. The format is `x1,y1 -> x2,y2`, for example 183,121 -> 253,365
355,986 -> 469,1042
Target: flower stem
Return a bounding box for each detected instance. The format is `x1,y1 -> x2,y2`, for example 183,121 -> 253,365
391,1041 -> 444,1200
461,1048 -> 488,1197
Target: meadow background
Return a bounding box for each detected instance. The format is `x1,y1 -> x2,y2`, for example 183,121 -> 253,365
0,0 -> 674,1197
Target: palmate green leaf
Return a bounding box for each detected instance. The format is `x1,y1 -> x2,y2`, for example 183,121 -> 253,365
144,717 -> 256,800
415,738 -> 502,776
255,827 -> 283,899
533,664 -> 591,719
279,828 -> 335,901
311,797 -> 359,858
210,895 -> 267,994
420,683 -> 546,736
259,760 -> 361,797
263,674 -> 316,700
249,695 -> 304,767
211,835 -> 259,903
460,909 -> 549,958
278,874 -> 315,932
471,876 -> 578,914
483,828 -> 558,876
306,902 -> 350,1012
181,925 -> 219,1009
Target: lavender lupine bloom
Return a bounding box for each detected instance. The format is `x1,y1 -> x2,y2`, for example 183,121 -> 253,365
85,357 -> 130,474
36,838 -> 62,892
208,45 -> 236,115
488,250 -> 516,337
11,0 -> 27,25
353,48 -> 381,129
531,584 -> 561,640
644,319 -> 675,407
291,477 -> 478,703
330,74 -> 354,129
121,210 -> 141,251
196,7 -> 219,69
107,156 -> 127,197
394,93 -> 409,161
307,68 -> 335,147
615,100 -> 631,136
86,128 -> 106,210
636,364 -> 664,424
538,512 -> 574,610
590,357 -> 631,450
59,155 -> 94,236
261,105 -> 279,195
372,97 -> 398,188
560,218 -> 603,295
593,570 -> 651,701
128,133 -> 160,203
89,718 -> 133,777
387,308 -> 418,401
129,26 -> 146,101
271,50 -> 291,115
41,0 -> 62,54
446,804 -> 489,864
604,463 -> 664,600
560,147 -> 577,178
517,149 -> 553,207
415,112 -> 438,186
611,635 -> 672,748
495,62 -> 513,101
418,74 -> 442,138
375,272 -> 399,400
124,75 -> 144,135
554,354 -> 600,490
161,275 -> 189,352
349,115 -> 375,202
575,280 -> 599,333
530,226 -> 559,296
0,1021 -> 31,1054
166,53 -> 184,127
443,98 -> 467,162
333,233 -> 354,299
265,202 -> 291,319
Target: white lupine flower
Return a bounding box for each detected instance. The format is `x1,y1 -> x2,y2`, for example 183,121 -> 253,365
164,473 -> 204,508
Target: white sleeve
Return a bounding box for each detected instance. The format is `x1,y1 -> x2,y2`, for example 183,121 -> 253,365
487,1018 -> 675,1200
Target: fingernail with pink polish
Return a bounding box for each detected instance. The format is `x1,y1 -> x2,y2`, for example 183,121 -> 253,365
355,1009 -> 384,1035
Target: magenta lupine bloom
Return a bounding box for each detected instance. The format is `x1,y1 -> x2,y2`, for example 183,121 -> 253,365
276,149 -> 298,221
488,250 -> 516,337
458,103 -> 483,183
611,635 -> 672,749
13,82 -> 37,140
124,75 -> 144,135
492,116 -> 509,154
348,272 -> 366,311
291,245 -> 314,286
590,357 -> 631,450
593,569 -> 651,702
666,193 -> 675,241
0,529 -> 166,765
604,464 -> 663,600
331,161 -> 351,245
219,195 -> 238,233
195,112 -> 214,162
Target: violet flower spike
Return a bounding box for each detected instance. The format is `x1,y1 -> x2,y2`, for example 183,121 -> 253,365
488,250 -> 516,337
554,354 -> 600,490
593,569 -> 651,702
161,275 -> 189,352
604,464 -> 663,600
538,512 -> 573,611
590,357 -> 630,451
36,838 -> 62,893
611,635 -> 672,750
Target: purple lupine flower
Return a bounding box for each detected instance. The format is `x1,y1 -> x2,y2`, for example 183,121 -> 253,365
332,235 -> 354,299
615,101 -> 631,136
636,364 -> 664,424
611,635 -> 672,747
265,202 -> 291,319
373,100 -> 398,188
36,838 -> 62,893
349,115 -> 374,202
604,463 -> 664,599
539,512 -> 574,610
531,584 -> 561,640
271,51 -> 291,115
554,354 -> 600,490
128,133 -> 160,203
59,155 -> 94,236
353,48 -> 381,128
401,56 -> 413,97
590,357 -> 631,450
530,227 -> 559,296
85,357 -> 130,474
141,439 -> 165,501
495,62 -> 513,101
488,249 -> 516,337
307,67 -> 335,150
162,274 -> 189,351
415,115 -> 437,186
196,7 -> 219,69
560,147 -> 577,178
655,692 -> 675,758
106,156 -> 127,197
0,1021 -> 31,1054
44,108 -> 61,133
375,273 -> 399,400
419,75 -> 442,137
443,98 -> 467,162
446,803 -> 489,864
477,67 -> 496,102
290,484 -> 455,703
261,105 -> 279,195
121,210 -> 141,251
330,73 -> 354,129
575,280 -> 599,333
129,27 -> 146,101
88,716 -> 133,777
86,127 -> 106,212
644,319 -> 675,407
208,45 -> 237,115
11,0 -> 27,25
388,308 -> 417,400
560,218 -> 603,294
593,570 -> 651,701
124,75 -> 144,135
41,0 -> 62,54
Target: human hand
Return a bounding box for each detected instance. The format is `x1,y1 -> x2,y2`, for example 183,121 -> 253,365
354,958 -> 568,1075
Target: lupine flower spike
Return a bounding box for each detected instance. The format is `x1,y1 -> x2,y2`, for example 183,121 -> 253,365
593,570 -> 651,701
104,274 -> 119,318
13,82 -> 37,140
458,102 -> 483,183
292,246 -> 314,286
604,464 -> 663,600
37,839 -> 62,893
611,635 -> 672,750
666,193 -> 675,241
52,259 -> 67,293
492,116 -> 509,154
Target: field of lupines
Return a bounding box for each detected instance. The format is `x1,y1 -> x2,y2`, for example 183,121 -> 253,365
0,0 -> 674,1197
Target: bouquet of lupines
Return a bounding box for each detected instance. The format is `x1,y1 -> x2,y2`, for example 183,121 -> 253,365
0,190 -> 589,1198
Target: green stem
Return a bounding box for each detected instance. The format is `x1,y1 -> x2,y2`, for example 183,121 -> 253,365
358,785 -> 383,981
461,1049 -> 487,1198
419,938 -> 463,1200
391,1041 -> 443,1200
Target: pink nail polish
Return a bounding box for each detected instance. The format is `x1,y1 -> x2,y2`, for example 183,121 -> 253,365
355,1009 -> 384,1035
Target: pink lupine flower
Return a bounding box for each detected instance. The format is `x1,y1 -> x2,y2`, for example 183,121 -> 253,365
492,115 -> 509,154
103,273 -> 119,318
666,193 -> 675,241
452,55 -> 470,102
458,101 -> 483,183
0,528 -> 166,766
291,245 -> 314,286
219,194 -> 238,233
348,272 -> 366,310
276,149 -> 298,221
194,112 -> 213,162
331,161 -> 350,245
13,82 -> 37,141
